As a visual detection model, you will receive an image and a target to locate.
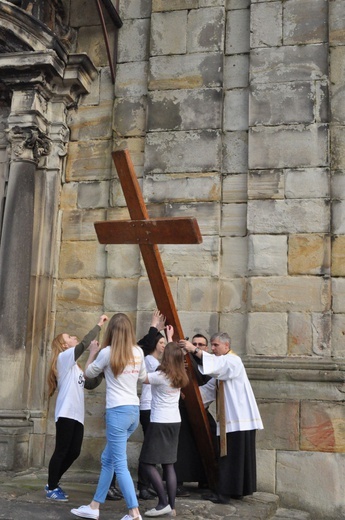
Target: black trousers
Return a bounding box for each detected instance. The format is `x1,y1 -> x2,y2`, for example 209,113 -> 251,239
137,409 -> 152,490
48,417 -> 84,490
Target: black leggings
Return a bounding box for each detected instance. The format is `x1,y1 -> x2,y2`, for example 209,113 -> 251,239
141,462 -> 177,510
48,417 -> 84,490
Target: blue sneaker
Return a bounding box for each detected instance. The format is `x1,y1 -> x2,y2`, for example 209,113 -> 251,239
46,487 -> 68,501
45,484 -> 69,498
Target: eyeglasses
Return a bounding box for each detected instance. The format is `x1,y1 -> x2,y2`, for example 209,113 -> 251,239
192,342 -> 207,347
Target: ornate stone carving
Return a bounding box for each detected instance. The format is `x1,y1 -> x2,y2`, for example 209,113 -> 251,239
8,125 -> 51,162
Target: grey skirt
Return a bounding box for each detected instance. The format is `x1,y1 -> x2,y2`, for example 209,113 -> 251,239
139,422 -> 181,465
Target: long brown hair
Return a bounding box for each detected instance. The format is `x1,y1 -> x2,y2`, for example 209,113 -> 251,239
102,313 -> 137,377
158,342 -> 189,389
47,334 -> 66,397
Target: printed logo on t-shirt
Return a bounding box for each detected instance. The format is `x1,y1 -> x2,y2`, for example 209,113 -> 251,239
78,373 -> 85,386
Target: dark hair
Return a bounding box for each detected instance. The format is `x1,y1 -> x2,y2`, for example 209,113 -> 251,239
192,333 -> 208,346
158,342 -> 189,389
138,332 -> 164,357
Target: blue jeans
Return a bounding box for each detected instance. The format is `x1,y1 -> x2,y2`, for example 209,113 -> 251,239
93,405 -> 139,509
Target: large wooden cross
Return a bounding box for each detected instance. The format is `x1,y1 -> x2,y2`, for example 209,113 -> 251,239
95,149 -> 217,489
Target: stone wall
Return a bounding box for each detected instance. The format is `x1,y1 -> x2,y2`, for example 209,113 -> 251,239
46,1 -> 345,519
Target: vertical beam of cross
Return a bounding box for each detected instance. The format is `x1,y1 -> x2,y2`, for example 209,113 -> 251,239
94,150 -> 218,489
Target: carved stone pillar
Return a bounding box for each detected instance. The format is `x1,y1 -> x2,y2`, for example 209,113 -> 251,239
0,0 -> 97,469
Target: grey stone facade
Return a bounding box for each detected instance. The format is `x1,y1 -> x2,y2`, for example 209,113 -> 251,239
0,1 -> 344,519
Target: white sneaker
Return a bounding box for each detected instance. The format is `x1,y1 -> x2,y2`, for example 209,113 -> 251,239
70,505 -> 99,520
119,516 -> 143,520
144,505 -> 172,517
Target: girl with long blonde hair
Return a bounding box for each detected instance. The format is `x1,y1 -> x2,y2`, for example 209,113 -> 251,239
46,314 -> 108,502
71,313 -> 147,520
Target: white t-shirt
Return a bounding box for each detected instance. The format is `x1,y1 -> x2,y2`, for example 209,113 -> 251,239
140,355 -> 160,411
55,348 -> 85,424
86,345 -> 146,409
148,371 -> 181,423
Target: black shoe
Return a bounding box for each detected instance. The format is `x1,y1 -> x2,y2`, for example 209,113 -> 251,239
139,489 -> 154,500
176,486 -> 190,497
202,492 -> 230,504
106,486 -> 122,501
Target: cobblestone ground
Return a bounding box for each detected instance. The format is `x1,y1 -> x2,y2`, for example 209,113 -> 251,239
0,470 -> 310,520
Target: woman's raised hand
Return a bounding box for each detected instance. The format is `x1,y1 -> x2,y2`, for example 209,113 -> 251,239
151,309 -> 166,331
98,314 -> 108,327
166,324 -> 174,342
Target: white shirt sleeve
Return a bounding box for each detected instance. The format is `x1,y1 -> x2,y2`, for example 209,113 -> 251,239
199,351 -> 243,380
199,377 -> 216,406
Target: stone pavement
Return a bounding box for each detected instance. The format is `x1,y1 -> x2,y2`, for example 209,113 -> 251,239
0,469 -> 311,520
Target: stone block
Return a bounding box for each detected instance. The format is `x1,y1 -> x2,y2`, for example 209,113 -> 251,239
222,131 -> 248,173
332,172 -> 345,200
257,401 -> 299,450
106,244 -> 141,278
178,311 -> 219,339
247,312 -> 287,355
143,173 -> 221,202
115,62 -> 149,97
301,401 -> 345,453
256,450 -> 275,493
251,45 -> 328,84
226,0 -> 250,8
249,125 -> 328,170
332,314 -> 345,357
219,278 -> 247,312
144,130 -> 222,173
148,52 -> 223,90
330,47 -> 345,124
288,312 -> 313,356
77,181 -> 110,209
104,278 -> 139,311
221,236 -> 248,277
55,311 -> 108,343
137,277 -> 178,312
331,235 -> 345,276
59,241 -> 106,278
159,236 -> 219,276
221,203 -> 247,236
288,234 -> 331,275
77,25 -> 116,68
149,201 -> 221,236
70,0 -> 100,26
152,0 -> 198,11
110,177 -> 143,207
283,0 -> 328,45
150,11 -> 187,56
177,277 -> 219,311
249,276 -> 331,312
225,8 -> 250,54
330,0 -> 345,44
60,182 -> 78,209
277,451 -> 345,519
250,1 -> 282,48
332,200 -> 345,234
249,82 -> 316,126
119,0 -> 152,19
218,312 -> 247,355
118,19 -> 150,63
114,97 -> 147,136
56,279 -> 104,311
147,88 -> 222,131
332,278 -> 345,313
311,312 -> 331,357
248,200 -> 330,234
248,170 -> 284,200
61,209 -> 106,241
68,101 -> 113,141
285,168 -> 330,199
224,55 -> 249,89
66,140 -> 113,182
199,0 -> 226,6
223,89 -> 249,131
187,7 -> 225,53
223,173 -> 247,202
248,234 -> 287,276
331,126 -> 345,170
113,137 -> 146,171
